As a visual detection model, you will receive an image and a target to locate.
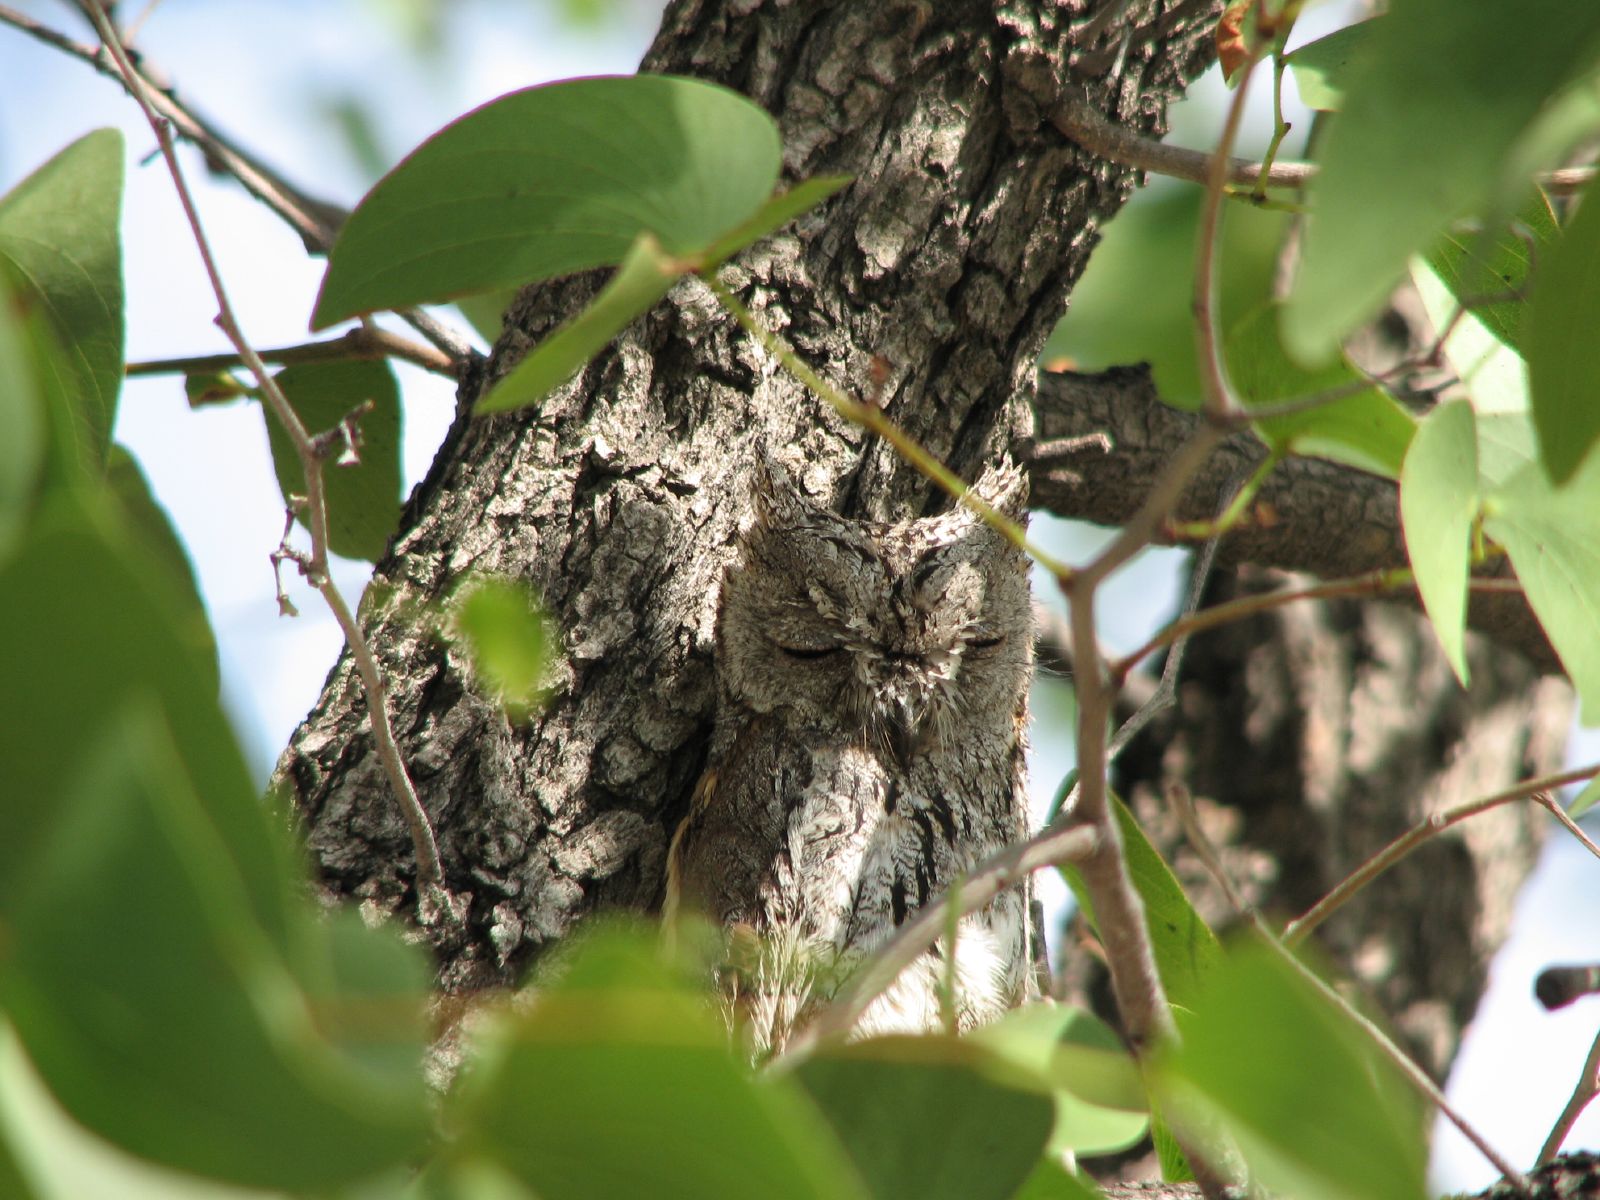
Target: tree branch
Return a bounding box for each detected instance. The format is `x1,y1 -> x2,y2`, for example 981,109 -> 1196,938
1017,364 -> 1561,673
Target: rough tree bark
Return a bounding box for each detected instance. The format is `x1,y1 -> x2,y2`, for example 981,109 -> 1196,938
275,0 -> 1572,1104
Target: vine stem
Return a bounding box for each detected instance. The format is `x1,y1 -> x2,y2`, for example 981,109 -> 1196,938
86,6 -> 451,914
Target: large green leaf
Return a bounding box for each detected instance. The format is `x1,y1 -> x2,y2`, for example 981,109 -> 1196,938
0,129 -> 124,466
969,1004 -> 1148,1156
263,358 -> 403,562
0,496 -> 431,1190
454,929 -> 867,1200
1527,178 -> 1600,484
1228,303 -> 1415,478
1284,19 -> 1377,112
1159,939 -> 1427,1200
1284,0 -> 1600,362
1483,452 -> 1600,724
0,268 -> 43,557
1399,401 -> 1478,684
313,75 -> 785,327
1042,188 -> 1288,410
1424,192 -> 1559,358
793,1035 -> 1053,1200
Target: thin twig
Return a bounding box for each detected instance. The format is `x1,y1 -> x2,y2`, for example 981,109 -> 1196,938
1540,1025 -> 1600,1164
1169,782 -> 1247,916
1534,792 -> 1600,863
1284,763 -> 1600,947
1,5 -> 477,369
127,325 -> 457,379
1111,573 -> 1526,680
85,6 -> 452,916
1050,89 -> 1595,198
781,823 -> 1099,1057
1255,920 -> 1529,1191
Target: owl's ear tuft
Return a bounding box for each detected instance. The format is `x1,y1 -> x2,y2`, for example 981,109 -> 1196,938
969,458 -> 1028,524
747,453 -> 812,531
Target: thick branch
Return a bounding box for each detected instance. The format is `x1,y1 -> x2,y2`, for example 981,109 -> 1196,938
1018,364 -> 1560,673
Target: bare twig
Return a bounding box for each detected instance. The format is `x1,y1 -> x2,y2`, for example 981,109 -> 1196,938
1284,764 -> 1600,947
1051,90 -> 1595,198
127,324 -> 457,380
1169,782 -> 1247,916
1540,1025 -> 1600,1164
85,6 -> 452,917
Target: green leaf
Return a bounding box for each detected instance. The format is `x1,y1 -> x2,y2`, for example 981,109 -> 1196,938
1042,189 -> 1288,410
451,575 -> 556,720
1159,939 -> 1427,1200
477,232 -> 679,414
969,1004 -> 1149,1156
1284,1 -> 1600,362
1285,19 -> 1378,112
1528,178 -> 1600,483
1424,193 -> 1559,356
1569,775 -> 1600,820
313,75 -> 783,327
1399,401 -> 1478,684
0,269 -> 44,557
454,929 -> 867,1200
1061,793 -> 1222,1014
1483,453 -> 1600,724
793,1035 -> 1053,1200
455,285 -> 520,344
0,129 -> 124,466
1011,1159 -> 1104,1200
263,358 -> 403,561
699,174 -> 852,265
105,446 -> 218,692
0,496 -> 431,1191
183,369 -> 255,408
1228,303 -> 1416,478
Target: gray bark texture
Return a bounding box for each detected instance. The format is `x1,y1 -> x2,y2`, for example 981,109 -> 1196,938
275,0 -> 1573,1123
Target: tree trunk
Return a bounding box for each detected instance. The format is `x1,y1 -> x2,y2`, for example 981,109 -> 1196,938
274,0 -> 1573,1096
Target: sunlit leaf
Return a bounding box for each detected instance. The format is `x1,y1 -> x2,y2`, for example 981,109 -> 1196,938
1284,0 -> 1600,362
1285,20 -> 1377,111
313,76 -> 783,327
1424,192 -> 1559,356
451,575 -> 556,720
0,129 -> 124,466
1483,453 -> 1600,724
1399,401 -> 1478,684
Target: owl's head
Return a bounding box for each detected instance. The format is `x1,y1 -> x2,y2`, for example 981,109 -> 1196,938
717,458 -> 1032,763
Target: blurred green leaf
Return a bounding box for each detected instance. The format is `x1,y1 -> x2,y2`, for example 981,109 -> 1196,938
1228,303 -> 1415,478
1159,939 -> 1427,1200
794,1035 -> 1053,1200
1285,19 -> 1377,111
0,496 -> 431,1191
451,575 -> 556,720
970,1004 -> 1148,1155
1424,193 -> 1559,356
1011,1159 -> 1104,1199
477,232 -> 678,414
1284,0 -> 1600,362
1042,188 -> 1288,409
183,368 -> 256,408
313,76 -> 783,327
455,286 -> 519,345
0,268 -> 44,557
1483,452 -> 1600,724
1528,179 -> 1600,484
263,358 -> 403,561
454,928 -> 866,1200
0,129 -> 124,466
1399,400 -> 1478,684
105,446 -> 218,691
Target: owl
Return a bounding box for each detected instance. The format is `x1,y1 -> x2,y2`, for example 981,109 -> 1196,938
666,456 -> 1036,1056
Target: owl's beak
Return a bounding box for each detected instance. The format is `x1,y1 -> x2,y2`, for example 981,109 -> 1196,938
884,699 -> 930,770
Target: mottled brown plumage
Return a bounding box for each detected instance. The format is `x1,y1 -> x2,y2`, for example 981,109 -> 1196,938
666,457 -> 1035,1055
